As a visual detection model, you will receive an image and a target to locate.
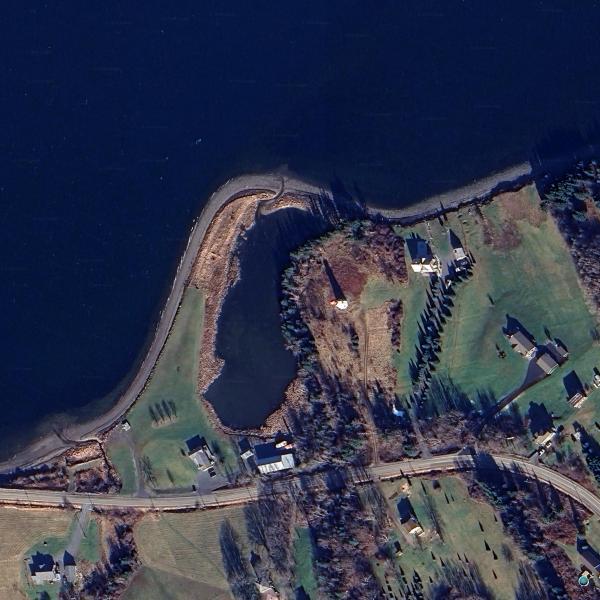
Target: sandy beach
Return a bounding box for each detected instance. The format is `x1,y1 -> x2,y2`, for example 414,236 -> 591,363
0,163 -> 533,472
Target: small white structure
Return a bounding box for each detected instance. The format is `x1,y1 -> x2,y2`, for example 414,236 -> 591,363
330,299 -> 348,310
257,583 -> 280,600
452,246 -> 468,263
392,398 -> 405,418
593,373 -> 600,389
402,517 -> 424,537
238,438 -> 254,460
121,420 -> 131,432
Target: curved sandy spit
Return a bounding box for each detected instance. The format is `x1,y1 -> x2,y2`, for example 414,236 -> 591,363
0,164 -> 532,471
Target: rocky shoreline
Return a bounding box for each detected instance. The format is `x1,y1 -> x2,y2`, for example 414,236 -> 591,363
0,163 -> 535,471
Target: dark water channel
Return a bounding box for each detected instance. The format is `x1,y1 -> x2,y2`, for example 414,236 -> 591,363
205,208 -> 328,428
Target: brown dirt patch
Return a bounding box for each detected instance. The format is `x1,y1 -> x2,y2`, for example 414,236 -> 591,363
293,223 -> 407,400
327,254 -> 368,298
492,220 -> 523,250
365,301 -> 398,395
499,186 -> 546,227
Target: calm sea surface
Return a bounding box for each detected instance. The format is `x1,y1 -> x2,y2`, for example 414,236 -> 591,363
3,2 -> 600,454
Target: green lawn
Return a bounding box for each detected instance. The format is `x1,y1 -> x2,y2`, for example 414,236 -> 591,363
393,188 -> 599,428
23,519 -> 76,600
378,476 -> 523,599
111,288 -> 237,491
132,507 -> 249,597
293,527 -> 318,599
79,517 -> 101,564
107,442 -> 137,495
123,566 -> 230,600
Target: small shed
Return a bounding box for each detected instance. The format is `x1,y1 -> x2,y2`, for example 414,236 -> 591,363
536,352 -> 558,375
238,438 -> 254,460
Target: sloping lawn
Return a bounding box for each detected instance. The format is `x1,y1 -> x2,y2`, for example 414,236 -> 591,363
378,476 -> 523,600
113,287 -> 237,491
132,507 -> 248,595
293,527 -> 318,598
410,187 -> 598,419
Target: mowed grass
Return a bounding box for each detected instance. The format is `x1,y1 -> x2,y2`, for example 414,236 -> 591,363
123,566 -> 230,600
106,442 -> 137,495
0,506 -> 72,599
378,476 -> 523,600
130,506 -> 249,598
293,527 -> 318,598
114,287 -> 237,491
409,187 -> 598,419
79,517 -> 102,564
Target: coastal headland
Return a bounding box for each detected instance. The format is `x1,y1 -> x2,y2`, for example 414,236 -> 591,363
0,163 -> 533,472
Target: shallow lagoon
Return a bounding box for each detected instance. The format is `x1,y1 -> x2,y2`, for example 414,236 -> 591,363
205,208 -> 328,428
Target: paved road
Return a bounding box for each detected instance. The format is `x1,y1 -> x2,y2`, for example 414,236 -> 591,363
4,453 -> 600,518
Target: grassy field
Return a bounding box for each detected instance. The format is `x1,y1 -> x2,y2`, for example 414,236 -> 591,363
107,442 -> 137,495
128,506 -> 249,599
111,287 -> 238,491
293,527 -> 318,599
377,476 -> 523,599
388,187 -> 599,437
123,566 -> 230,600
79,517 -> 102,564
0,506 -> 73,600
361,273 -> 428,396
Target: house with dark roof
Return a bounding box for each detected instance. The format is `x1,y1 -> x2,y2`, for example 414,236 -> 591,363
238,438 -> 254,460
29,552 -> 59,585
406,239 -> 441,275
254,441 -> 295,474
508,330 -> 536,358
397,497 -> 424,536
185,435 -> 215,471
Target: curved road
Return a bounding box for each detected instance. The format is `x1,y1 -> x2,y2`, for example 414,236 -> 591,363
0,173 -> 325,472
3,165 -> 534,472
4,453 -> 600,518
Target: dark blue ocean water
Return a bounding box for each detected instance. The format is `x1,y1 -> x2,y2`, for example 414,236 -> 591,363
2,2 -> 600,454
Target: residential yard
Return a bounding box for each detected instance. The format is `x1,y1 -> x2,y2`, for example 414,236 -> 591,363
0,506 -> 72,599
127,506 -> 249,600
384,186 -> 599,438
109,287 -> 238,492
293,527 -> 318,598
376,476 -> 523,599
